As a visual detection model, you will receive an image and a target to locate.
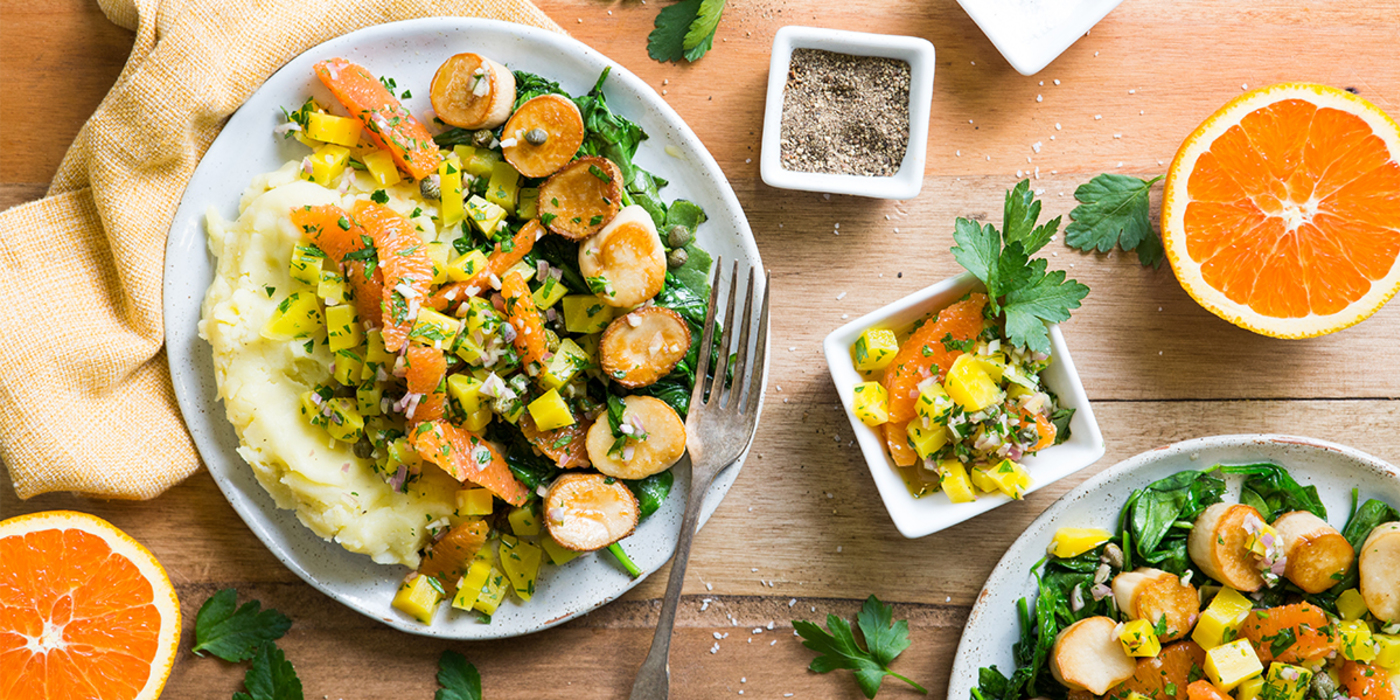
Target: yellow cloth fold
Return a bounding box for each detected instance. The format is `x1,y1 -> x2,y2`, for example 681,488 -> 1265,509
0,0 -> 562,500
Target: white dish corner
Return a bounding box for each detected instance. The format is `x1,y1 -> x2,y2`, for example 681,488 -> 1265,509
955,0 -> 1126,76
822,271 -> 1105,539
759,26 -> 934,200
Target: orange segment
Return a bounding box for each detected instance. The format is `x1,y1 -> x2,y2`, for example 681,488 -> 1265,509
1340,661 -> 1397,700
314,58 -> 441,181
0,511 -> 180,700
410,421 -> 529,506
1164,83 -> 1400,338
292,204 -> 384,330
1107,641 -> 1206,700
880,293 -> 988,424
520,412 -> 592,468
501,270 -> 549,377
351,201 -> 436,352
404,344 -> 447,424
1237,602 -> 1338,664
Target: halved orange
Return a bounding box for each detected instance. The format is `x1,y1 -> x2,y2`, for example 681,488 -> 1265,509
1163,83 -> 1400,338
0,511 -> 181,700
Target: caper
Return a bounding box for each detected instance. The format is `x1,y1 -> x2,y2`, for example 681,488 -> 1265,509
667,248 -> 689,269
352,439 -> 374,460
1310,669 -> 1336,700
472,129 -> 495,148
667,225 -> 692,248
525,128 -> 549,146
419,174 -> 442,200
1100,542 -> 1125,570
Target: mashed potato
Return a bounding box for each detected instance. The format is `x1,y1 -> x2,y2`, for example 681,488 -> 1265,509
199,161 -> 461,567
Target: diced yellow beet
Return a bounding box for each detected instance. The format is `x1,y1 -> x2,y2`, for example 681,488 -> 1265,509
326,304 -> 362,351
362,149 -> 401,187
1192,598 -> 1250,650
305,143 -> 350,187
289,244 -> 326,285
944,353 -> 1002,412
1374,634 -> 1400,670
322,398 -> 363,442
473,566 -> 509,615
984,459 -> 1030,499
969,466 -> 1001,494
518,187 -> 540,220
463,408 -> 492,432
1118,619 -> 1162,657
540,535 -> 581,566
462,296 -> 501,334
486,160 -> 521,214
1204,639 -> 1264,691
1260,663 -> 1311,700
527,389 -> 575,431
447,374 -> 487,415
1339,589 -> 1370,621
852,329 -> 899,371
541,338 -> 591,390
451,559 -> 492,611
447,249 -> 489,282
424,241 -> 452,285
392,573 -> 444,624
317,269 -> 347,306
453,334 -> 486,365
467,194 -> 508,236
410,308 -> 462,348
1339,620 -> 1377,662
508,504 -> 541,537
356,382 -> 382,416
306,111 -> 363,147
1047,527 -> 1112,559
1236,676 -> 1266,700
915,383 -> 956,424
532,272 -> 569,310
262,292 -> 323,340
977,353 -> 1008,382
938,460 -> 977,504
387,436 -> 423,471
457,488 -> 494,517
465,147 -> 502,179
852,382 -> 890,427
504,259 -> 536,284
439,157 -> 465,227
332,349 -> 363,386
562,294 -> 616,334
365,329 -> 392,363
499,535 -> 542,601
906,422 -> 947,459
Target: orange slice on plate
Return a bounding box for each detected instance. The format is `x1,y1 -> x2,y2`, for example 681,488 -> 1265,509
0,510 -> 181,700
1162,83 -> 1400,338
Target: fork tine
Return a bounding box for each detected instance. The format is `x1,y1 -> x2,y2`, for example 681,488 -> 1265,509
689,258 -> 723,414
729,267 -> 757,408
708,260 -> 741,407
744,271 -> 770,417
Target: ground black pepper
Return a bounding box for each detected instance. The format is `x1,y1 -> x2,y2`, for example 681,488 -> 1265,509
779,49 -> 911,177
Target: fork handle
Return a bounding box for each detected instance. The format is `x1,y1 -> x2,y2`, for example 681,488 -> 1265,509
627,462 -> 714,700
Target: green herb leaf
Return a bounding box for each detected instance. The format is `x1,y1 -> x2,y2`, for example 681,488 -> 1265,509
647,0 -> 703,63
682,0 -> 727,59
793,596 -> 927,699
435,650 -> 482,700
1002,180 -> 1058,256
231,642 -> 303,700
192,588 -> 292,662
1000,259 -> 1089,355
1065,173 -> 1165,268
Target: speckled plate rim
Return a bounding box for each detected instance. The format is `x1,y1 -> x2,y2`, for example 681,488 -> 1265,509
162,17 -> 766,640
947,434 -> 1400,699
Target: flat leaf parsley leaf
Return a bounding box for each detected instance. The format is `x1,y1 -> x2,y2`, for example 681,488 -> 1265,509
951,179 -> 1089,355
435,650 -> 483,700
1065,173 -> 1165,268
192,588 -> 292,662
648,0 -> 726,64
793,595 -> 928,699
232,643 -> 303,700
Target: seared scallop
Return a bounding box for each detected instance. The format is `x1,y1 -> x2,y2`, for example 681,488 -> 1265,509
1273,510 -> 1355,594
1188,503 -> 1268,592
1360,521 -> 1400,622
544,472 -> 639,552
585,395 -> 686,480
1050,616 -> 1138,695
429,53 -> 517,130
578,205 -> 667,309
1111,568 -> 1200,641
599,307 -> 692,388
538,156 -> 624,240
501,94 -> 585,178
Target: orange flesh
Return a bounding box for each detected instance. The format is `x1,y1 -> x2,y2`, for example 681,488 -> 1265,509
1187,680 -> 1231,700
1341,661 -> 1397,700
0,528 -> 162,700
521,413 -> 592,468
427,221 -> 539,312
885,422 -> 917,467
1238,602 -> 1338,664
1183,99 -> 1400,318
351,201 -> 436,352
500,271 -> 548,375
881,293 -> 988,425
292,204 -> 385,330
417,519 -> 488,593
1108,641 -> 1207,700
314,58 -> 441,180
404,344 -> 447,423
410,421 -> 529,506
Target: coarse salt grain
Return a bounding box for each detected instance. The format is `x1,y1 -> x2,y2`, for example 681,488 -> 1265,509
1036,94 -> 1043,102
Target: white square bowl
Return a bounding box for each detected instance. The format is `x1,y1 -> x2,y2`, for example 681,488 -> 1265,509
759,26 -> 935,200
955,0 -> 1127,76
822,272 -> 1107,539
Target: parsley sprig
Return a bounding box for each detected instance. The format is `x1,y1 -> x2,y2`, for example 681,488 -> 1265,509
193,588 -> 292,662
1065,173 -> 1165,267
648,0 -> 727,64
793,596 -> 927,699
436,651 -> 483,700
951,180 -> 1089,355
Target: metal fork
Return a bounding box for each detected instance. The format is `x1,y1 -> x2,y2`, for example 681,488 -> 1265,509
628,259 -> 770,700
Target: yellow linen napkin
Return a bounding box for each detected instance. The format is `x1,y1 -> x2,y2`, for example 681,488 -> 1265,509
0,0 -> 562,500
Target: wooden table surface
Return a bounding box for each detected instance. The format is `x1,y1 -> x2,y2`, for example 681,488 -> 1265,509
5,1 -> 1400,698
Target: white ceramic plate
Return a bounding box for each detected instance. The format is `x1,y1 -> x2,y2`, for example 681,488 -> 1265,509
948,434 -> 1400,699
823,271 -> 1105,539
954,0 -> 1126,76
163,18 -> 765,639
